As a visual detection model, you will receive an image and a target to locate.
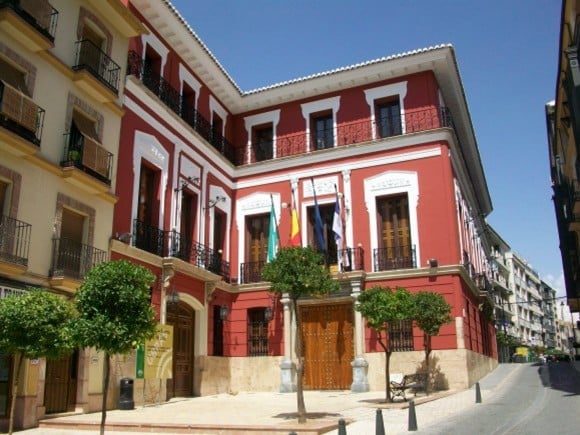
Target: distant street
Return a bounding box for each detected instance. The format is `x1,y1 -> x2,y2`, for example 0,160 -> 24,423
417,362 -> 580,434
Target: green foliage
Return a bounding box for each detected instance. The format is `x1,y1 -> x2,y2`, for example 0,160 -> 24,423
0,289 -> 75,359
355,286 -> 414,331
261,246 -> 339,299
412,291 -> 452,337
496,332 -> 520,348
74,260 -> 157,355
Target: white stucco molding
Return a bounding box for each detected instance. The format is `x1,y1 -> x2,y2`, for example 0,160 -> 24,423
364,81 -> 408,138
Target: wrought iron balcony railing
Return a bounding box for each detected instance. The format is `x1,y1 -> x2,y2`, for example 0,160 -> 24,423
61,131 -> 113,184
73,39 -> 120,93
0,0 -> 58,41
373,245 -> 416,272
0,214 -> 31,267
131,223 -> 230,282
169,229 -> 230,282
239,260 -> 266,284
0,80 -> 45,145
133,219 -> 166,257
337,246 -> 365,272
49,237 -> 107,281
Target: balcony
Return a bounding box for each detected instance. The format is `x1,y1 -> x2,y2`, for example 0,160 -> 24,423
169,229 -> 229,281
0,0 -> 58,52
0,81 -> 45,155
132,222 -> 231,282
239,260 -> 266,284
60,131 -> 113,190
127,51 -> 237,164
72,39 -> 120,102
373,245 -> 416,272
0,214 -> 31,275
49,237 -> 108,286
127,51 -> 454,168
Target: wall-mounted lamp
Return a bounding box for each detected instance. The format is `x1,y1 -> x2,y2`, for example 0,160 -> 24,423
206,195 -> 226,209
174,176 -> 200,192
264,296 -> 278,322
219,305 -> 229,320
428,258 -> 438,268
167,290 -> 180,305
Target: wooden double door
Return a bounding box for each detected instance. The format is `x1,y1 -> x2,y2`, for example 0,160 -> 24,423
300,303 -> 354,390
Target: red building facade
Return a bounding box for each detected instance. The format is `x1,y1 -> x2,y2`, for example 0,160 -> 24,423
113,0 -> 496,399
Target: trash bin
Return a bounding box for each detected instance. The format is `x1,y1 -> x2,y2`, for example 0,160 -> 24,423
119,377 -> 134,410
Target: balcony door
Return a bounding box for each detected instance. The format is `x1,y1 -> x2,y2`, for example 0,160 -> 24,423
78,25 -> 105,75
177,190 -> 196,260
136,163 -> 162,255
244,214 -> 269,282
59,208 -> 85,278
376,194 -> 412,269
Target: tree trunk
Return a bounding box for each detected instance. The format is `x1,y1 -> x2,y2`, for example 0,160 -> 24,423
424,333 -> 431,395
377,332 -> 392,402
8,353 -> 24,435
292,298 -> 307,423
100,353 -> 110,435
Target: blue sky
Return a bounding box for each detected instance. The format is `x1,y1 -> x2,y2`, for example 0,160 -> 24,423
170,0 -> 564,295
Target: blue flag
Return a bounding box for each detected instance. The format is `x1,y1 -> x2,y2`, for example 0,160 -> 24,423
311,179 -> 325,254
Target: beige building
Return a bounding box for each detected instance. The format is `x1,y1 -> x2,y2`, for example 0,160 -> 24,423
0,0 -> 144,430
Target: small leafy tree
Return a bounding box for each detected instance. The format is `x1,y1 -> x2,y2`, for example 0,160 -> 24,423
412,291 -> 452,393
261,246 -> 339,423
356,286 -> 413,402
0,290 -> 75,435
74,260 -> 157,435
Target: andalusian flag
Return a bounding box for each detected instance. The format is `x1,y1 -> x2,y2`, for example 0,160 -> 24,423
289,188 -> 300,246
267,198 -> 278,262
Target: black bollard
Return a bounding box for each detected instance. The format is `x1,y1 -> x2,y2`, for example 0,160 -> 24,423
408,399 -> 418,431
475,381 -> 482,403
338,418 -> 347,435
375,408 -> 385,435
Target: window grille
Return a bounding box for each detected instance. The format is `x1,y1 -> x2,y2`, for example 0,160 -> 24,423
389,319 -> 414,351
248,308 -> 268,356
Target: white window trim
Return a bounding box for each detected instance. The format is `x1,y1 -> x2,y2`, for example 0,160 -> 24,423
236,192 -> 280,266
179,64 -> 201,110
364,81 -> 408,139
131,131 -> 169,232
301,97 -> 340,152
364,170 -> 420,269
208,185 -> 230,258
209,96 -> 228,136
141,26 -> 169,76
244,110 -> 281,161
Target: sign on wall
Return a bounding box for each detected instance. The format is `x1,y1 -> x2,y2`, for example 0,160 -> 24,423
136,324 -> 173,379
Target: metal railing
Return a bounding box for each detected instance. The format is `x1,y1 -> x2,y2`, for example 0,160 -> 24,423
0,81 -> 45,145
337,246 -> 365,272
248,320 -> 269,356
49,237 -> 107,280
0,214 -> 31,267
127,51 -> 238,164
133,219 -> 166,257
73,39 -> 120,93
61,131 -> 113,184
0,0 -> 58,41
373,245 -> 416,272
239,260 -> 266,284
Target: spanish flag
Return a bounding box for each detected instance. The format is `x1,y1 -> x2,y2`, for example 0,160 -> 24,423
289,188 -> 300,246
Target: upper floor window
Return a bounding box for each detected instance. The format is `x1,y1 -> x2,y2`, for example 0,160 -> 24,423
78,24 -> 105,75
376,194 -> 413,270
0,56 -> 28,96
252,124 -> 273,162
0,180 -> 9,216
311,112 -> 334,150
180,83 -> 196,125
376,98 -> 402,138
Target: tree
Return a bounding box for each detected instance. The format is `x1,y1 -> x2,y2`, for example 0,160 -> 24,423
412,291 -> 452,393
355,286 -> 414,402
261,246 -> 339,423
74,260 -> 157,435
0,290 -> 75,435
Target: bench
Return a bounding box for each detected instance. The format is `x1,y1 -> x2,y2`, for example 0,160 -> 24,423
390,373 -> 429,401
